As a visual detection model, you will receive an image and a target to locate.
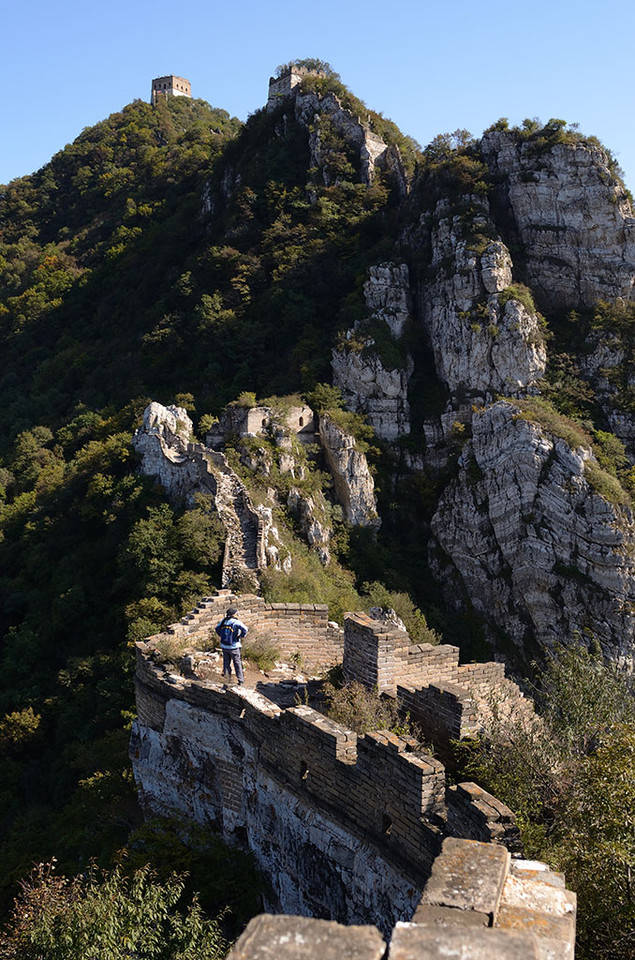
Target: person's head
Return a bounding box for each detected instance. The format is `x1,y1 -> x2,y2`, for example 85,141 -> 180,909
227,606 -> 238,617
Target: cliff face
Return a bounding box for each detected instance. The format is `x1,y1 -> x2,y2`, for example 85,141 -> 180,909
132,114 -> 635,670
318,414 -> 380,529
294,89 -> 405,190
481,129 -> 635,310
431,401 -> 635,668
419,202 -> 547,395
332,263 -> 413,440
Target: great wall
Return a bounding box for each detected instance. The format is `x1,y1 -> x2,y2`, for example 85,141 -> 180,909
130,590 -> 576,958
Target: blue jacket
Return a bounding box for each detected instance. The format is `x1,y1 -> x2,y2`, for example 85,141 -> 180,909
215,616 -> 248,650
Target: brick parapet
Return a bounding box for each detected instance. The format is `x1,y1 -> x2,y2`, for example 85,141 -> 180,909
132,643 -> 517,885
446,783 -> 521,853
156,592 -> 342,673
344,614 -> 530,746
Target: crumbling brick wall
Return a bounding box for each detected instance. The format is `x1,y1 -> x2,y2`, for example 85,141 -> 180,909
342,613 -> 531,745
131,636 -> 522,932
153,591 -> 343,673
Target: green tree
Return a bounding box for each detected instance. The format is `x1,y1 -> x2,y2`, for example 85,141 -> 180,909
0,862 -> 227,960
458,647 -> 635,960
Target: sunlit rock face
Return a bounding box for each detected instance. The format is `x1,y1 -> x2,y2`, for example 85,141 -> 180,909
332,263 -> 413,441
481,129 -> 635,310
419,202 -> 546,396
319,414 -> 380,530
431,401 -> 635,669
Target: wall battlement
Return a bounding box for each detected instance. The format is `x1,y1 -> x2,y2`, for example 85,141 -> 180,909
131,595 -> 530,933
154,590 -> 344,673
343,611 -> 533,746
267,65 -> 325,110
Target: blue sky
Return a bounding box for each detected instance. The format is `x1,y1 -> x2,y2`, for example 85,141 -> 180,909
4,0 -> 635,190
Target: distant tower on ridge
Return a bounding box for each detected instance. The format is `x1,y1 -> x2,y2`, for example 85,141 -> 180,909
151,75 -> 192,105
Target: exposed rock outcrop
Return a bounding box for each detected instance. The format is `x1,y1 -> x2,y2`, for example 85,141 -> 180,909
420,202 -> 547,395
332,263 -> 413,441
294,90 -> 405,190
430,400 -> 635,668
481,129 -> 635,309
319,414 -> 380,529
287,488 -> 331,564
132,403 -> 214,504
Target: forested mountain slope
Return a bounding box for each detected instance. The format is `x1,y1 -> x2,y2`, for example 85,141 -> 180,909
1,65 -> 635,957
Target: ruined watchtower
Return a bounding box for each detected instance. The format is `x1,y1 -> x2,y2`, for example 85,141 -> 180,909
267,64 -> 325,111
151,75 -> 192,105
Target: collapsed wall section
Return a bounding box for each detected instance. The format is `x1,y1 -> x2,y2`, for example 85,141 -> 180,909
343,612 -> 532,746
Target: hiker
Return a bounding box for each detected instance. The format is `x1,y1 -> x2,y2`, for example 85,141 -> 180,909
215,605 -> 248,685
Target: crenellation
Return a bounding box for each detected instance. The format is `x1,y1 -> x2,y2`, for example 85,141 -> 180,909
131,592 -> 559,936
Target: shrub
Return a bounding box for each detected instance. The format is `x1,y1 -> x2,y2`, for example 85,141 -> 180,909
361,581 -> 440,645
242,637 -> 280,671
0,861 -> 226,960
456,647 -> 635,960
324,680 -> 406,735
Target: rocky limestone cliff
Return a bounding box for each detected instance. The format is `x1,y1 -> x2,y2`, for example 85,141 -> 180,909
481,128 -> 635,309
430,400 -> 635,668
419,200 -> 547,396
294,89 -> 406,191
319,414 -> 380,529
132,403 -> 214,504
332,263 -> 413,440
287,487 -> 331,564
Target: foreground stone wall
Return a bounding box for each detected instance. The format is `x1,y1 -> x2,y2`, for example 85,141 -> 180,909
228,837 -> 576,960
131,636 -> 521,934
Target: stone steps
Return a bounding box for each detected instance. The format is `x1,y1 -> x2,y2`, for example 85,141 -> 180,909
204,454 -> 260,584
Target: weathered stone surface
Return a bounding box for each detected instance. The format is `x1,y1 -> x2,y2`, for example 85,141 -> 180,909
389,923 -> 540,959
496,906 -> 575,960
132,402 -> 210,504
228,914 -> 386,960
420,203 -> 546,394
481,129 -> 635,309
431,400 -> 635,667
132,402 -> 288,588
318,414 -> 380,528
333,262 -> 413,440
287,487 -> 331,564
294,89 -> 404,189
364,263 -> 412,339
420,837 -> 510,924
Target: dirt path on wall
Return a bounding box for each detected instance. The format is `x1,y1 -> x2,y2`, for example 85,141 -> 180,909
193,649 -> 323,708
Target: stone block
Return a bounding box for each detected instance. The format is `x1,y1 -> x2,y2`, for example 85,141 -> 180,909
389,923 -> 540,959
411,903 -> 489,928
228,914 -> 386,960
421,838 -> 510,924
496,905 -> 575,960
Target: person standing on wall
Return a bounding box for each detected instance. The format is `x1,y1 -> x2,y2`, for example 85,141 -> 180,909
216,605 -> 248,685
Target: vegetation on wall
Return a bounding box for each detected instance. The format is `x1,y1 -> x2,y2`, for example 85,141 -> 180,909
457,647 -> 635,960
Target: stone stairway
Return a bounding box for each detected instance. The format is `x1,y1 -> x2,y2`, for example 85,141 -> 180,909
202,451 -> 260,589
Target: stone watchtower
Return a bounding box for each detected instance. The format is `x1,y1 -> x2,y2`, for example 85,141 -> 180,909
267,64 -> 324,111
151,75 -> 192,105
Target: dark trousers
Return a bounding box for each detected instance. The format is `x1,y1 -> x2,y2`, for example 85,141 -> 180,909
222,647 -> 244,683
